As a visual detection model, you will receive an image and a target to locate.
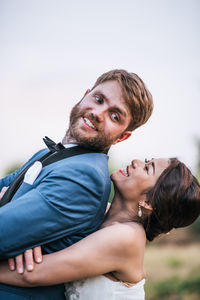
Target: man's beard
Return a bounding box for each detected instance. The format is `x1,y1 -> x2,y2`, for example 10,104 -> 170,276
63,103 -> 121,152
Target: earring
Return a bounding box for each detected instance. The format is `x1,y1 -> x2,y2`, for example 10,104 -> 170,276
138,204 -> 142,217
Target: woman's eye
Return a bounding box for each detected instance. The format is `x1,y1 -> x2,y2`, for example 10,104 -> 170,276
111,113 -> 119,122
95,96 -> 103,104
145,158 -> 149,163
145,165 -> 149,173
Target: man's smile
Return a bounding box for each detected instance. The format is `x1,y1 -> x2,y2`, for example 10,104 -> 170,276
82,117 -> 98,131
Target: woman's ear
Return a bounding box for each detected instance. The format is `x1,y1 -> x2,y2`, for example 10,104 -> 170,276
139,200 -> 153,212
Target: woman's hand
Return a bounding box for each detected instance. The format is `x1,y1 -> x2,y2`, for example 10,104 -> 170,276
8,247 -> 43,274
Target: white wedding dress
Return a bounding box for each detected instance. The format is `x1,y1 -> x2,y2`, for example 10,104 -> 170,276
64,275 -> 145,300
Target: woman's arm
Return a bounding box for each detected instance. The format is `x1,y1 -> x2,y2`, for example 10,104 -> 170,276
0,223 -> 136,287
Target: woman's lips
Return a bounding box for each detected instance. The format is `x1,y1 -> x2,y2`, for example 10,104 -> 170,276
119,166 -> 129,177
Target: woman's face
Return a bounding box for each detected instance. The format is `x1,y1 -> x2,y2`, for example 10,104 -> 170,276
111,158 -> 170,201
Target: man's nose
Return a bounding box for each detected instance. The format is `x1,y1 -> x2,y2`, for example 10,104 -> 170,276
93,107 -> 106,123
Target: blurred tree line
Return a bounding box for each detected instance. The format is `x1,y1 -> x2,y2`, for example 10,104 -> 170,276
190,139 -> 200,236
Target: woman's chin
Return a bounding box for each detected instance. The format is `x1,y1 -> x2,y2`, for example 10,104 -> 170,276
110,170 -> 119,181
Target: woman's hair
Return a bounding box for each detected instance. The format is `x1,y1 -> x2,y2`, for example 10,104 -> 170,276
143,158 -> 200,241
91,69 -> 153,131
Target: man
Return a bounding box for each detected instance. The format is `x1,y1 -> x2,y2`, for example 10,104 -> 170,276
0,69 -> 153,299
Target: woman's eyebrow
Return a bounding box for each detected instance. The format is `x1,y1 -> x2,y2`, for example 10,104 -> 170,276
152,161 -> 155,175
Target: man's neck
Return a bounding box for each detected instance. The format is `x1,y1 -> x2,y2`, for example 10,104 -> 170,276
62,131 -> 77,145
62,131 -> 110,154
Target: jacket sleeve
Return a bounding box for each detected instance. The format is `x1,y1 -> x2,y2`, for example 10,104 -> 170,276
0,161 -> 108,259
0,149 -> 47,190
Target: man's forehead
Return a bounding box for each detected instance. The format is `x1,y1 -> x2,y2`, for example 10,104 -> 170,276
93,81 -> 124,104
93,80 -> 122,95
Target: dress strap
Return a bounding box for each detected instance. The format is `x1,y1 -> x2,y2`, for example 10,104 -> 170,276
109,272 -> 137,288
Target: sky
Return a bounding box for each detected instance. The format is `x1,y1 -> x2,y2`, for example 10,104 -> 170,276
0,0 -> 200,177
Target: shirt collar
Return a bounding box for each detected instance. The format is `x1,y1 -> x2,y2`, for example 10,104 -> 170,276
63,143 -> 78,149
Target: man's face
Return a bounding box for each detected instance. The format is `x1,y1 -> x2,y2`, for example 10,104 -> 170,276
68,80 -> 132,151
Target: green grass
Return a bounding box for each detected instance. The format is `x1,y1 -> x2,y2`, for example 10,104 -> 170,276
165,256 -> 182,268
144,243 -> 200,300
149,275 -> 200,299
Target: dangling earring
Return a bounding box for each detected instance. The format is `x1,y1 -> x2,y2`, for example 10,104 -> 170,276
138,204 -> 142,217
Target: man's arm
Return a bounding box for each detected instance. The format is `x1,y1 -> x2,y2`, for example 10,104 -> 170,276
0,162 -> 109,259
0,149 -> 48,190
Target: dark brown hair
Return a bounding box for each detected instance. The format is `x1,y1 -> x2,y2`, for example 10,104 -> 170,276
144,158 -> 200,241
91,69 -> 154,131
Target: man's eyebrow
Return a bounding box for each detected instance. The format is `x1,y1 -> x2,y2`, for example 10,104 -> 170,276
96,92 -> 108,101
93,90 -> 128,118
96,91 -> 128,117
112,106 -> 128,118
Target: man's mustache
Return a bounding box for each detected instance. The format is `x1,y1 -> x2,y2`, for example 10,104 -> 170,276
83,113 -> 102,132
73,110 -> 103,133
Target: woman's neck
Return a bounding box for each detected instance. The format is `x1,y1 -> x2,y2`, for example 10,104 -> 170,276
101,192 -> 139,228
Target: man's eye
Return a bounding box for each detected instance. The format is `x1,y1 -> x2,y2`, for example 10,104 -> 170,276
95,96 -> 103,104
145,165 -> 149,173
145,158 -> 149,163
111,113 -> 119,122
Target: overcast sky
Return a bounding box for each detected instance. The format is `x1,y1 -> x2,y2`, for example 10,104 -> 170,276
0,0 -> 199,176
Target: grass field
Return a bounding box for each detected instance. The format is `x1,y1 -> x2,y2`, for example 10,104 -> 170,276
144,242 -> 200,300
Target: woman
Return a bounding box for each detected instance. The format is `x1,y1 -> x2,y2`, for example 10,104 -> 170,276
0,157 -> 199,300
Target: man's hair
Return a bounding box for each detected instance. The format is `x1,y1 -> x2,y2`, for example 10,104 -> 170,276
91,69 -> 153,131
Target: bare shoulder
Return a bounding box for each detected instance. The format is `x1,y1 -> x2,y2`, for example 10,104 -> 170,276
99,222 -> 146,253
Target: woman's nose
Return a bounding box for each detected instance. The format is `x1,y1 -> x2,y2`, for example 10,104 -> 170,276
131,160 -> 138,168
131,159 -> 143,168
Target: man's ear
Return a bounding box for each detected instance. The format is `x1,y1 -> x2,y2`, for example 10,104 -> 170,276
112,131 -> 132,145
84,89 -> 90,97
139,200 -> 153,212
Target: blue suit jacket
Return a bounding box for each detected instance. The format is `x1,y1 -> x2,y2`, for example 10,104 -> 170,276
0,148 -> 111,299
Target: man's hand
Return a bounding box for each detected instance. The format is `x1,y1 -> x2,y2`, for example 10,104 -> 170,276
8,246 -> 43,274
